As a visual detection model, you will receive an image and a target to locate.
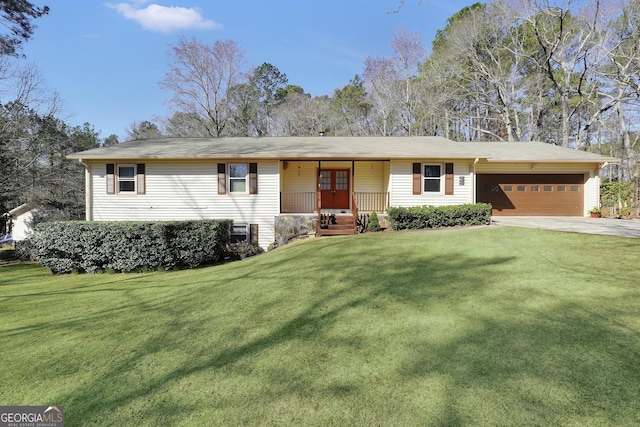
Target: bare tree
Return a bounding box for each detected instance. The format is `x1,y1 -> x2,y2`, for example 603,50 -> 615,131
418,3 -> 491,140
364,56 -> 402,136
435,3 -> 524,141
390,27 -> 426,135
517,0 -> 605,147
417,0 -> 625,146
159,37 -> 246,137
0,63 -> 63,197
273,92 -> 332,136
0,61 -> 62,119
599,0 -> 640,200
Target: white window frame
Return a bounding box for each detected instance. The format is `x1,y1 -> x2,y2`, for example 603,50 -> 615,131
229,163 -> 248,194
230,224 -> 248,243
117,164 -> 136,193
423,163 -> 443,193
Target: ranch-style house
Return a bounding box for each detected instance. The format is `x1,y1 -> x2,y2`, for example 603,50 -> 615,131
68,136 -> 618,249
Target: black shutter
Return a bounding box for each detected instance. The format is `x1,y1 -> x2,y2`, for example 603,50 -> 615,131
412,163 -> 421,195
249,162 -> 258,194
137,163 -> 146,195
217,163 -> 227,195
445,163 -> 454,195
250,224 -> 259,245
106,163 -> 115,194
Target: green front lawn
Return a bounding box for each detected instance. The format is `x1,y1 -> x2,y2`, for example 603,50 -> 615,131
1,227 -> 639,426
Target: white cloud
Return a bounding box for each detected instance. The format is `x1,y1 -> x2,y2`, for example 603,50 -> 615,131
106,2 -> 221,33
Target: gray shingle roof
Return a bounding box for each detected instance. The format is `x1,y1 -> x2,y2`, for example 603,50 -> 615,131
68,137 -> 618,164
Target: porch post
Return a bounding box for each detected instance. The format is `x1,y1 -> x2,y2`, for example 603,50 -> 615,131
352,160 -> 355,210
317,160 -> 321,211
472,158 -> 480,204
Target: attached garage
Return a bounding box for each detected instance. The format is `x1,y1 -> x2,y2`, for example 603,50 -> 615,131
477,174 -> 585,216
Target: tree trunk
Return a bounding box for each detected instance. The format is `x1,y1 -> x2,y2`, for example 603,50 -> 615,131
561,90 -> 570,147
617,102 -> 638,204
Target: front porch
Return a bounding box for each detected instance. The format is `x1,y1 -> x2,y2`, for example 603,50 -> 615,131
278,160 -> 390,237
279,160 -> 390,213
279,192 -> 388,236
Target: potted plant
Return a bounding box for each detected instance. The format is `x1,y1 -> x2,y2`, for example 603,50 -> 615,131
589,207 -> 601,218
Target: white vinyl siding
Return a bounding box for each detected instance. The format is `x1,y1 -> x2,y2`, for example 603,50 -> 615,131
280,161 -> 390,194
91,160 -> 279,249
279,161 -> 390,213
389,160 -> 472,207
281,161 -> 317,193
354,161 -> 387,193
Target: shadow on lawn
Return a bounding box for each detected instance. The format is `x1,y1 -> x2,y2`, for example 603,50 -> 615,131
401,304 -> 640,425
48,236 -> 640,425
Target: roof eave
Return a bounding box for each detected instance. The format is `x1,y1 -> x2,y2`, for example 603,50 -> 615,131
69,154 -> 486,161
482,158 -> 620,164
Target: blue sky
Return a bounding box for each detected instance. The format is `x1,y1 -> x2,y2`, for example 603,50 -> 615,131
19,0 -> 477,140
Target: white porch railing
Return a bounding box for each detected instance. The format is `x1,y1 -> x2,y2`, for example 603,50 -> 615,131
355,192 -> 389,213
281,192 -> 316,213
280,192 -> 389,213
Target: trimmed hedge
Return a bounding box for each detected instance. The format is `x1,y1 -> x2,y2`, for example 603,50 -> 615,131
387,203 -> 492,230
31,220 -> 232,274
229,242 -> 265,260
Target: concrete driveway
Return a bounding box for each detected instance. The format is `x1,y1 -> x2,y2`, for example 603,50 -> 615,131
492,216 -> 640,238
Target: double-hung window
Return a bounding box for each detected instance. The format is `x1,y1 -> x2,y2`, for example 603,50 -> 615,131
413,162 -> 449,195
423,164 -> 442,193
230,223 -> 259,245
118,165 -> 136,192
231,224 -> 249,243
107,163 -> 145,195
218,163 -> 257,195
229,164 -> 248,193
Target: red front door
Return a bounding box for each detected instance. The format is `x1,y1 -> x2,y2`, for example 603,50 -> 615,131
320,169 -> 350,209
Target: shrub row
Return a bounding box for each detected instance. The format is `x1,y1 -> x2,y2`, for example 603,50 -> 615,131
387,203 -> 492,230
31,220 -> 233,274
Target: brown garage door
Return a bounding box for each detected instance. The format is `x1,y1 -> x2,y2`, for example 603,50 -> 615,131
477,174 -> 585,216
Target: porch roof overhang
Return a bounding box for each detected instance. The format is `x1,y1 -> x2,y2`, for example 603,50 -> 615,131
68,136 -> 619,165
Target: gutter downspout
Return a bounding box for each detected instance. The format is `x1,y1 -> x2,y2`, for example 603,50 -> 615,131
78,159 -> 93,221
